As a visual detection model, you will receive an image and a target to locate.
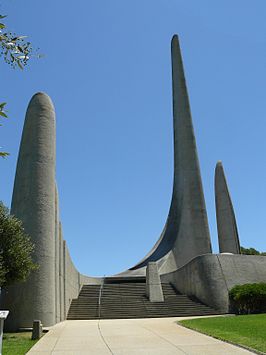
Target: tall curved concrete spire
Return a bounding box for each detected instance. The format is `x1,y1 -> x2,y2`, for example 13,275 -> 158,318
2,93 -> 56,330
130,35 -> 212,272
215,161 -> 240,254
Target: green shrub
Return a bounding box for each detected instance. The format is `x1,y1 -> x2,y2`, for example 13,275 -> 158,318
0,201 -> 38,287
229,283 -> 266,314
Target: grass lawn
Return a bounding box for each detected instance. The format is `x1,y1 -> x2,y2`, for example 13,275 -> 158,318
2,332 -> 38,355
179,314 -> 266,354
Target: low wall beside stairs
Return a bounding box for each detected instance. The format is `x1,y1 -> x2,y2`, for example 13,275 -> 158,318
63,242 -> 101,319
161,254 -> 266,313
1,239 -> 94,331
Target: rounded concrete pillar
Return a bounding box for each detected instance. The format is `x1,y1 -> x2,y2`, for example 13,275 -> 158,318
2,92 -> 56,330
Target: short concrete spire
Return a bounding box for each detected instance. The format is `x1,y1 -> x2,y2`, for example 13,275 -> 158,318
215,161 -> 240,254
2,92 -> 56,330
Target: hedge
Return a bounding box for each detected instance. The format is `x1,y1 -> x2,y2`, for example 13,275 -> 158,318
229,283 -> 266,314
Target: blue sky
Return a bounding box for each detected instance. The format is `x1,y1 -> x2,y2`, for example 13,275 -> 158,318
1,1 -> 266,276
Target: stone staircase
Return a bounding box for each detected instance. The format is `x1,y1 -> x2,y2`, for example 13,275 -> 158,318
67,284 -> 101,320
67,278 -> 219,320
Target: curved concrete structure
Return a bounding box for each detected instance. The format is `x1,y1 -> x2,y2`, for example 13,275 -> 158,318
215,161 -> 240,254
162,254 -> 266,312
129,35 -> 212,273
2,35 -> 266,329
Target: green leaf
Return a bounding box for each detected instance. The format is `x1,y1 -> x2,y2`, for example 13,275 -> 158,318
17,60 -> 24,70
0,111 -> 8,118
0,152 -> 9,158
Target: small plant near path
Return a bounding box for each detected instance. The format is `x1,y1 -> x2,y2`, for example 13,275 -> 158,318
2,332 -> 38,354
179,314 -> 266,354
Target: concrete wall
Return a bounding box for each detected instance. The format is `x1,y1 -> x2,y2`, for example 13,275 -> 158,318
63,242 -> 80,318
63,240 -> 101,317
161,254 -> 266,312
59,223 -> 64,321
62,241 -> 96,318
55,184 -> 60,323
1,226 -> 93,330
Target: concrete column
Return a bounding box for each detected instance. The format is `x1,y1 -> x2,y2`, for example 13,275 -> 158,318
215,161 -> 240,254
31,320 -> 42,340
59,223 -> 65,321
63,240 -> 67,319
2,92 -> 56,330
55,184 -> 60,323
146,262 -> 164,302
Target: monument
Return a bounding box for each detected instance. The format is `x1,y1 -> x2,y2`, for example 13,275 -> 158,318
1,35 -> 266,330
215,161 -> 240,254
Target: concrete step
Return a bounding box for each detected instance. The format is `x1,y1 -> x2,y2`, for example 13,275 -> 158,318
67,281 -> 220,320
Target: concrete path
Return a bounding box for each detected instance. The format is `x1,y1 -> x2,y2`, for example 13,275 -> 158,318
27,317 -> 254,355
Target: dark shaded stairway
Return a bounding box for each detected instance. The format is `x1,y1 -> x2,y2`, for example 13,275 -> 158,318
67,277 -> 220,320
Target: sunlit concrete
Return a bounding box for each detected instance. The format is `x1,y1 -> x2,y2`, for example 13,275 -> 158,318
27,317 -> 253,355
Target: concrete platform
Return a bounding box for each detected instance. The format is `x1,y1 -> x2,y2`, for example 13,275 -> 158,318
27,317 -> 254,355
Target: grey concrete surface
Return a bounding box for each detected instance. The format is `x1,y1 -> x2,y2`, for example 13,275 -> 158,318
1,93 -> 57,330
55,184 -> 61,323
32,320 -> 43,340
146,262 -> 164,302
27,318 -> 254,354
0,93 -> 92,331
3,35 -> 266,331
217,254 -> 266,289
130,34 -> 212,273
215,161 -> 240,254
63,242 -> 81,317
59,223 -> 65,321
162,254 -> 266,312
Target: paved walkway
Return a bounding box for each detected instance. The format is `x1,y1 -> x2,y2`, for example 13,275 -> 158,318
27,317 -> 254,355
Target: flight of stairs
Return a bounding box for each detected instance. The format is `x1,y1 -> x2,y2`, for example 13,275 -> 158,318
67,278 -> 220,320
67,284 -> 101,320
